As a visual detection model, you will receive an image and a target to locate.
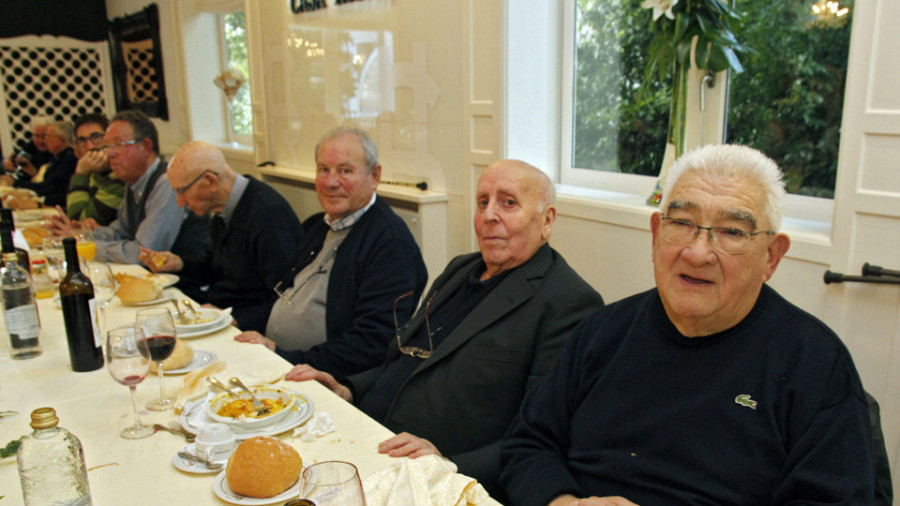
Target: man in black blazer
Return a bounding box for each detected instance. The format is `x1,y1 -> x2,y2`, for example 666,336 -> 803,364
287,159 -> 603,500
139,141 -> 305,332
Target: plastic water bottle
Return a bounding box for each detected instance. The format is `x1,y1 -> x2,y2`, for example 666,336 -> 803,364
17,407 -> 93,506
2,251 -> 41,360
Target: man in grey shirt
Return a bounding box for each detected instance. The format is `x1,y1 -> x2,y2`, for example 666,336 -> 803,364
47,110 -> 209,264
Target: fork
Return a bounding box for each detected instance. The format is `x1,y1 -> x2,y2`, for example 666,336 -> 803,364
228,377 -> 269,416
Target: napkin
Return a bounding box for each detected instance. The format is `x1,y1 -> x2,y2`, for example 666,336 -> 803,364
362,455 -> 489,506
173,360 -> 226,414
292,412 -> 336,441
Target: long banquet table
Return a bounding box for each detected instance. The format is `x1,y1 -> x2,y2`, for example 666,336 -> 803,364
0,264 -> 496,505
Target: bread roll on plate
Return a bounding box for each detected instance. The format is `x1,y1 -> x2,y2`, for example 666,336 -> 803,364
226,436 -> 302,498
116,277 -> 162,304
150,338 -> 193,372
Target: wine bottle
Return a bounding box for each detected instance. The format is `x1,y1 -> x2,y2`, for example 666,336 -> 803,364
1,251 -> 42,360
0,209 -> 30,270
59,237 -> 103,372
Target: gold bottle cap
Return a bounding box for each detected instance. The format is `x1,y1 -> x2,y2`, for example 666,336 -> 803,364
30,407 -> 59,430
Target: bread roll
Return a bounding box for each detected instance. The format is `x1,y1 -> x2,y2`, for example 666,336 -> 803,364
22,227 -> 49,248
115,277 -> 162,303
150,339 -> 193,371
226,436 -> 302,498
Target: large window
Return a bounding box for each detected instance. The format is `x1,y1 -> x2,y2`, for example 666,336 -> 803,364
563,0 -> 853,198
221,11 -> 252,144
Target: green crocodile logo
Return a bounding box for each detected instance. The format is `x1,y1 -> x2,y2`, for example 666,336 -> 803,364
735,394 -> 757,410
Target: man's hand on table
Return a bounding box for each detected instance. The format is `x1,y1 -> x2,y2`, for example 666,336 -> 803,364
138,247 -> 183,272
377,432 -> 445,459
234,330 -> 277,352
283,364 -> 353,402
549,495 -> 639,506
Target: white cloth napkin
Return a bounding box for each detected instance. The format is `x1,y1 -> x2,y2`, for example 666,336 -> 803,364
362,455 -> 489,506
292,411 -> 336,441
173,360 -> 226,414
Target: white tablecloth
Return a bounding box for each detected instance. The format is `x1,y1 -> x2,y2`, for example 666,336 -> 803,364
0,264 -> 498,505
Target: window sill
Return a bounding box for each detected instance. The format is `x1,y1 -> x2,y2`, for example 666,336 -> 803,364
555,184 -> 832,264
209,141 -> 254,162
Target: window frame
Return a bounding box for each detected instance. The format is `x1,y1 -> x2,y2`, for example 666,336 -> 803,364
217,11 -> 253,147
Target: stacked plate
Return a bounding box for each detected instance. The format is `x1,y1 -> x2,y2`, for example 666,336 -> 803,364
180,389 -> 315,440
176,308 -> 231,338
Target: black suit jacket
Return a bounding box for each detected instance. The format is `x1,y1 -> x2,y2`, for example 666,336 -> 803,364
347,244 -> 603,499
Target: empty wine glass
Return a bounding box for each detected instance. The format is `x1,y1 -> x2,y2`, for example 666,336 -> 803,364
87,263 -> 117,308
105,326 -> 154,439
300,461 -> 367,505
41,236 -> 65,285
135,308 -> 177,411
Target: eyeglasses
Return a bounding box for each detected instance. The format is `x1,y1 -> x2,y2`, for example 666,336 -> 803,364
174,170 -> 218,195
659,216 -> 775,255
75,132 -> 106,148
393,291 -> 436,359
106,138 -> 141,153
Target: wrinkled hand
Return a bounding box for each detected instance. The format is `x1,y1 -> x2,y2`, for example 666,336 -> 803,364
75,149 -> 108,176
80,218 -> 100,231
44,210 -> 73,236
284,364 -> 352,402
138,247 -> 183,272
549,495 -> 639,506
378,432 -> 444,459
234,330 -> 277,352
16,158 -> 36,177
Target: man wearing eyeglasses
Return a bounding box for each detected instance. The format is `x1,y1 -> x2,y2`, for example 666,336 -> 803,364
234,127 -> 427,379
285,159 -> 603,501
136,141 -> 305,333
47,110 -> 210,264
65,113 -> 125,227
500,145 -> 877,505
12,120 -> 78,208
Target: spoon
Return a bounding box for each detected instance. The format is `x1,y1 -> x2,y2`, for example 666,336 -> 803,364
153,423 -> 195,442
229,377 -> 270,416
169,299 -> 188,325
182,298 -> 200,319
177,450 -> 223,470
207,376 -> 240,397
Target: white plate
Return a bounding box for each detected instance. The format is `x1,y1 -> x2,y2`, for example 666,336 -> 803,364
161,350 -> 218,375
148,273 -> 179,288
118,291 -> 172,307
177,316 -> 233,339
213,470 -> 302,505
175,308 -> 226,333
171,443 -> 231,475
181,390 -> 314,439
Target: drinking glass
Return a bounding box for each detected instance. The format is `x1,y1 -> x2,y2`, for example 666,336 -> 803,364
41,236 -> 65,285
72,229 -> 96,263
87,263 -> 117,308
105,326 -> 154,439
135,308 -> 177,411
300,461 -> 366,505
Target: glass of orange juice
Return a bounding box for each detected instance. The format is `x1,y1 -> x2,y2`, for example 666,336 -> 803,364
73,230 -> 97,263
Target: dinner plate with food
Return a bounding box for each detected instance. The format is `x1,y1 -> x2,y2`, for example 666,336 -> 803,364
213,436 -> 304,505
176,316 -> 233,339
175,307 -> 227,333
115,276 -> 170,306
181,387 -> 314,439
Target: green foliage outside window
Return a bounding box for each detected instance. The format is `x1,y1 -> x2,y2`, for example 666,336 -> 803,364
727,0 -> 852,198
573,0 -> 852,197
223,11 -> 253,138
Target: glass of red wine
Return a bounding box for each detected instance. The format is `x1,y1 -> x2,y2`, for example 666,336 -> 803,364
135,307 -> 177,411
105,325 -> 154,439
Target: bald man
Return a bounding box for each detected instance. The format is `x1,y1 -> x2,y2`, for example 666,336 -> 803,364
139,141 -> 305,332
287,159 -> 603,501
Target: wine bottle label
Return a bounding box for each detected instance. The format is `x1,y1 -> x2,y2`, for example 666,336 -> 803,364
3,305 -> 39,339
88,299 -> 102,349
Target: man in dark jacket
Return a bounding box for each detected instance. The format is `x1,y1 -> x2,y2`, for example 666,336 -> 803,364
139,141 -> 305,333
285,159 -> 603,501
235,127 -> 427,380
14,121 -> 77,208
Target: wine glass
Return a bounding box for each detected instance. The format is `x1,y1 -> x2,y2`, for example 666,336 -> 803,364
87,263 -> 117,308
135,307 -> 177,411
41,235 -> 65,285
105,326 -> 154,439
300,461 -> 367,505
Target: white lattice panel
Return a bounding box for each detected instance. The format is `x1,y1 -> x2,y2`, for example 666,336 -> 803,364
0,35 -> 114,157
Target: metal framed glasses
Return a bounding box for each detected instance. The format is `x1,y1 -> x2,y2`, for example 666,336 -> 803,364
106,138 -> 141,153
393,291 -> 436,359
75,132 -> 106,148
174,170 -> 218,195
659,216 -> 775,255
